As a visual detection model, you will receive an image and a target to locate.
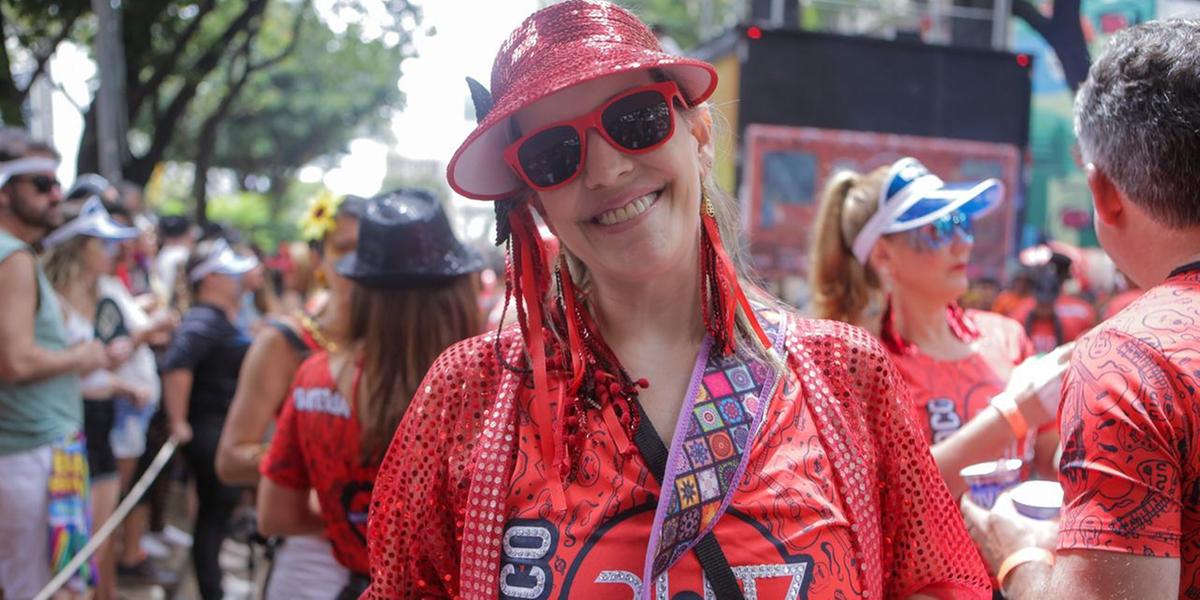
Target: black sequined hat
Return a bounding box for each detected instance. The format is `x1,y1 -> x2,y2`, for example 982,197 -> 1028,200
335,188 -> 483,288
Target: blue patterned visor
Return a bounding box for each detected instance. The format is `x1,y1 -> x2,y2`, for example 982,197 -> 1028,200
851,157 -> 1004,263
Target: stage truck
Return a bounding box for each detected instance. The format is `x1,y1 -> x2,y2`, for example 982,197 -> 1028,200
693,26 -> 1032,307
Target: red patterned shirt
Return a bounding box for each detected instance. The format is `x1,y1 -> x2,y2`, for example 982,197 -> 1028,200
501,377 -> 862,598
889,310 -> 1037,458
262,352 -> 374,575
1057,266 -> 1200,597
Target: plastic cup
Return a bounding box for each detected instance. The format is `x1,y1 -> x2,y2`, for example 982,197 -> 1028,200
960,459 -> 1023,509
1010,480 -> 1064,520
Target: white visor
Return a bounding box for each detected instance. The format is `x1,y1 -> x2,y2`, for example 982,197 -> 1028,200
851,157 -> 1003,264
188,239 -> 258,283
42,197 -> 139,248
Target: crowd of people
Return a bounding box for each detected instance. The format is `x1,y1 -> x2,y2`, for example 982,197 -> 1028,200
0,2 -> 1197,599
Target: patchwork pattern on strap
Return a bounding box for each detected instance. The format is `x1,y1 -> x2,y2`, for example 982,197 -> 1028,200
647,308 -> 786,579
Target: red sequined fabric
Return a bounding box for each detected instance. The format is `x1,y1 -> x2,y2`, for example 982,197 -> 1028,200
364,316 -> 989,599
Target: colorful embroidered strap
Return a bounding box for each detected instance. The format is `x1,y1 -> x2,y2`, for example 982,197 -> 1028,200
643,308 -> 786,585
48,432 -> 96,589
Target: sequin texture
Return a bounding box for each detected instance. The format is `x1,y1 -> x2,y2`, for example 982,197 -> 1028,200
364,318 -> 990,599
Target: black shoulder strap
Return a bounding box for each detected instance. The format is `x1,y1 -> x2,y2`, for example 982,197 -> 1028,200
631,402 -> 745,600
268,319 -> 312,358
1170,261 -> 1200,279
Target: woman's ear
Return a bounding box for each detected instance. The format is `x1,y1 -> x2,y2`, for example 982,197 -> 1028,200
869,239 -> 894,282
689,105 -> 713,148
689,106 -> 715,177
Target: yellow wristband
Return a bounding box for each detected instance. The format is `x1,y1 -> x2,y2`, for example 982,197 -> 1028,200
998,547 -> 1054,592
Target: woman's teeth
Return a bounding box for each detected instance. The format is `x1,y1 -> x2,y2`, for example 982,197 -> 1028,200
596,192 -> 658,226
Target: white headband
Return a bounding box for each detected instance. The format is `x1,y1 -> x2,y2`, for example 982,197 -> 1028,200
0,157 -> 59,188
850,172 -> 944,265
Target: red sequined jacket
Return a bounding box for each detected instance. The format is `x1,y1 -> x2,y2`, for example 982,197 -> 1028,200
364,314 -> 989,599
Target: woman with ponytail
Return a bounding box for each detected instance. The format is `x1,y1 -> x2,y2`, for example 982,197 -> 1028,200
810,158 -> 1071,499
363,4 -> 988,599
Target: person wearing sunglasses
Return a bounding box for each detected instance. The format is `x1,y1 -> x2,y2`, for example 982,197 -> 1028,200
0,129 -> 133,599
364,3 -> 987,599
810,157 -> 1071,501
160,238 -> 257,600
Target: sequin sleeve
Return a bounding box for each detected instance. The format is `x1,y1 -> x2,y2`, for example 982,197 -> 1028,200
798,320 -> 991,600
364,330 -> 514,599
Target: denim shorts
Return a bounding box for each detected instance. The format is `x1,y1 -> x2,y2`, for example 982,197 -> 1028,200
110,396 -> 156,460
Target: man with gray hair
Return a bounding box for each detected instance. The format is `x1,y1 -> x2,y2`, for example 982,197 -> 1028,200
964,19 -> 1200,600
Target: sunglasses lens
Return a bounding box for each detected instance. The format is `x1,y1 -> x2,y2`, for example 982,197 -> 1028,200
517,125 -> 582,188
30,175 -> 59,194
903,211 -> 974,252
602,90 -> 672,151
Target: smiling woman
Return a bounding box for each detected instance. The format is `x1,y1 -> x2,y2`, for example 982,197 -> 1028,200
364,3 -> 990,600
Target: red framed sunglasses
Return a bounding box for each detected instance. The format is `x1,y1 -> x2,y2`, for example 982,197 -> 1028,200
503,81 -> 688,191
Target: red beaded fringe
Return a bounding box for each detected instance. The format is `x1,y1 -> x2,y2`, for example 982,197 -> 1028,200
499,199 -> 767,495
699,202 -> 770,354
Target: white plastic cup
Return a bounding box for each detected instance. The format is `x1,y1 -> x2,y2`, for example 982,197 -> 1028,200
960,459 -> 1023,509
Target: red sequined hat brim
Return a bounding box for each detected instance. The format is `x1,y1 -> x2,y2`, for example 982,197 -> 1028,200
447,51 -> 717,201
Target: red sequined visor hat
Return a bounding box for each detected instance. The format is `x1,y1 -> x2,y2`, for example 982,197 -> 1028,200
447,0 -> 718,200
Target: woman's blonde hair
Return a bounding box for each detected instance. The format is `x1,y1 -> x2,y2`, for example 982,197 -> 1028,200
42,236 -> 95,298
808,166 -> 890,328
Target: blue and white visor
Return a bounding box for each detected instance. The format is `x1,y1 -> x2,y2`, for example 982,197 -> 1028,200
188,239 -> 258,283
851,157 -> 1004,264
42,196 -> 139,248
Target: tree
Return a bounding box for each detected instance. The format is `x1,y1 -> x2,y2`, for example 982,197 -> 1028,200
0,0 -> 418,190
0,0 -> 88,126
0,0 -> 418,225
616,0 -> 741,49
164,1 -> 411,220
1011,0 -> 1090,92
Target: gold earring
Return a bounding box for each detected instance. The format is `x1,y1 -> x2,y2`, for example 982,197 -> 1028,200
700,182 -> 715,218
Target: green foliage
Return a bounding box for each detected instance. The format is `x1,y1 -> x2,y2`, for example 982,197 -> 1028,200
206,191 -> 279,249
164,1 -> 412,176
2,0 -> 420,230
614,0 -> 740,49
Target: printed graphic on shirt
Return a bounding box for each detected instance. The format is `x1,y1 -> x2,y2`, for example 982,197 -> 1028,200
293,387 -> 351,418
261,353 -> 376,575
926,397 -> 962,444
1056,271 -> 1200,599
499,509 -> 816,600
503,368 -> 861,599
892,311 -> 1033,454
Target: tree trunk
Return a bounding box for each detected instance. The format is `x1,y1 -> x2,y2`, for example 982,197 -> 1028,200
193,164 -> 209,226
1013,0 -> 1090,92
76,106 -> 100,175
267,172 -> 292,220
0,7 -> 26,126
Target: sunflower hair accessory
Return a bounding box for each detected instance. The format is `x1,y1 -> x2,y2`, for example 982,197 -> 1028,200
299,189 -> 344,242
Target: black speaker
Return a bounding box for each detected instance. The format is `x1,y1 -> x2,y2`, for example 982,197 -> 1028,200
737,28 -> 1032,148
